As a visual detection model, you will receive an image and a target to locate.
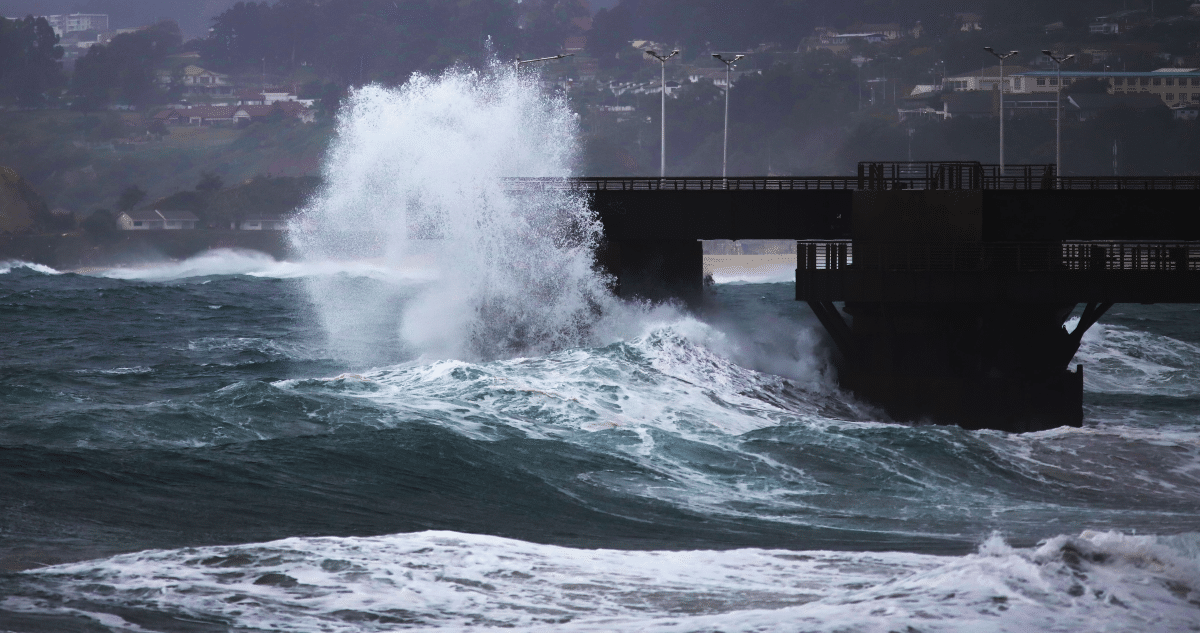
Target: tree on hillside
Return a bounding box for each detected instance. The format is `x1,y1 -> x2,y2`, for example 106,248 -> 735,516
196,172 -> 224,193
82,208 -> 117,238
70,21 -> 182,110
147,119 -> 170,139
0,16 -> 65,108
198,0 -> 522,85
116,185 -> 146,211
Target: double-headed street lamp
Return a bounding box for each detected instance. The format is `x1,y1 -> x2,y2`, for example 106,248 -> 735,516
983,47 -> 1018,175
645,49 -> 680,178
1042,50 -> 1075,181
712,53 -> 744,181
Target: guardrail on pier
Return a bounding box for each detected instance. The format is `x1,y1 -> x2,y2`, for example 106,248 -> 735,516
505,162 -> 1200,191
797,241 -> 1200,273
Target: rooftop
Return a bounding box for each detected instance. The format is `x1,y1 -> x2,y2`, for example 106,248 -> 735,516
1013,70 -> 1200,77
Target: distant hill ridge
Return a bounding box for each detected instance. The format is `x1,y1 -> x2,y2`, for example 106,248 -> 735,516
0,166 -> 54,235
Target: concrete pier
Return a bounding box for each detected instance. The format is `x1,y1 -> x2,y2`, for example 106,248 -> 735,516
552,162 -> 1200,431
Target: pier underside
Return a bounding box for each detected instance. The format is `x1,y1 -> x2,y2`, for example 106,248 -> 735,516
808,301 -> 1113,432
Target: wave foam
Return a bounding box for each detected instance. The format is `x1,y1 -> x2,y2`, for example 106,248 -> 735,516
0,260 -> 60,275
7,530 -> 1198,632
1074,321 -> 1200,398
87,249 -> 438,283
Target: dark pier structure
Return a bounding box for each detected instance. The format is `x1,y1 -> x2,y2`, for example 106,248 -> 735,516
541,162 -> 1200,433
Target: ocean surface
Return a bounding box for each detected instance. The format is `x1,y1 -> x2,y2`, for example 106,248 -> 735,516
1,253 -> 1199,632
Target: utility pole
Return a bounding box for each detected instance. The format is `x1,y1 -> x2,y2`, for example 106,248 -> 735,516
1043,50 -> 1075,183
712,53 -> 745,182
984,47 -> 1018,175
645,49 -> 680,178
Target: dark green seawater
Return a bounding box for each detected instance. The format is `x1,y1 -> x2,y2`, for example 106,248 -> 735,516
1,258 -> 1198,632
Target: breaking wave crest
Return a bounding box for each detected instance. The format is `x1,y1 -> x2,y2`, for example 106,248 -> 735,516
289,62 -> 627,364
0,260 -> 60,275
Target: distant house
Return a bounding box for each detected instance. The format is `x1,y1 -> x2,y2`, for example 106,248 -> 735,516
943,65 -> 1030,93
1174,102 -> 1200,120
43,13 -> 109,37
1011,69 -> 1200,106
856,23 -> 903,40
159,65 -> 234,97
955,12 -> 983,31
828,32 -> 887,44
183,105 -> 237,125
118,209 -> 199,230
239,213 -> 288,230
1089,10 -> 1146,35
177,101 -> 313,126
151,109 -> 185,124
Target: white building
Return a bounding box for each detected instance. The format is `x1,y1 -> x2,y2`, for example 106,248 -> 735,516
43,14 -> 109,37
943,65 -> 1030,93
239,213 -> 288,230
118,209 -> 199,230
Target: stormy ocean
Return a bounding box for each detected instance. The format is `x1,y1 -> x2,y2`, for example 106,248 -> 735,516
2,64 -> 1199,632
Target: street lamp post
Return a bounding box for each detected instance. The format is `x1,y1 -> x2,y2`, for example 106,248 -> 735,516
645,49 -> 680,178
984,47 -> 1018,175
1043,50 -> 1074,183
712,53 -> 744,181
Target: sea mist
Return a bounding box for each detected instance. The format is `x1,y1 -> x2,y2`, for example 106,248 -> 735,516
291,63 -> 615,362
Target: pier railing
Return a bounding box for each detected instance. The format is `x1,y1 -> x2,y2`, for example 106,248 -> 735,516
505,162 -> 1200,191
796,241 -> 1200,273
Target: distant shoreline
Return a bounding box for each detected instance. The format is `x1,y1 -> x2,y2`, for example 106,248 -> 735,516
0,230 -> 290,270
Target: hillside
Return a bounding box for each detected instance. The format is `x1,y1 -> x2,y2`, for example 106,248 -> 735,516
0,110 -> 332,217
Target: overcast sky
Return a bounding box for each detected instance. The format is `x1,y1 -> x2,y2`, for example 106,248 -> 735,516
2,0 -> 619,40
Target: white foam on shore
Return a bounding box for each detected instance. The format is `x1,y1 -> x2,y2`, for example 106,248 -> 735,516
7,529 -> 1199,632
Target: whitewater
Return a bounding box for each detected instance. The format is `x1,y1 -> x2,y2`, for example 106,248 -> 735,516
2,62 -> 1199,632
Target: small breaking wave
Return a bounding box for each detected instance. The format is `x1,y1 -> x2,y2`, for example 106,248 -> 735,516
0,260 -> 60,275
85,249 -> 438,283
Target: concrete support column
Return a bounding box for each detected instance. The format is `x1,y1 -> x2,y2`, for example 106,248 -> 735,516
833,301 -> 1103,432
600,239 -> 704,308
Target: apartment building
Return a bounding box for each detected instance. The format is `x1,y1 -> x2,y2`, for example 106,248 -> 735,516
42,14 -> 109,36
1011,69 -> 1200,107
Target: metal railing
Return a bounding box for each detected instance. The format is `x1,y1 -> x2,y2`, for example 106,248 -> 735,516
797,241 -> 1200,273
506,175 -> 1200,192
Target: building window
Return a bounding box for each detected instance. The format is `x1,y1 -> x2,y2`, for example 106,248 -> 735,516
1194,93 -> 1200,101
1141,77 -> 1149,86
133,221 -> 142,227
1037,78 -> 1046,86
1063,78 -> 1072,85
1167,93 -> 1175,100
1153,77 -> 1162,86
1167,78 -> 1175,86
1114,77 -> 1124,85
1193,78 -> 1200,86
1050,78 -> 1058,86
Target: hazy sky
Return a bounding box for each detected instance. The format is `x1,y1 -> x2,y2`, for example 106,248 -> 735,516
2,0 -> 618,40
